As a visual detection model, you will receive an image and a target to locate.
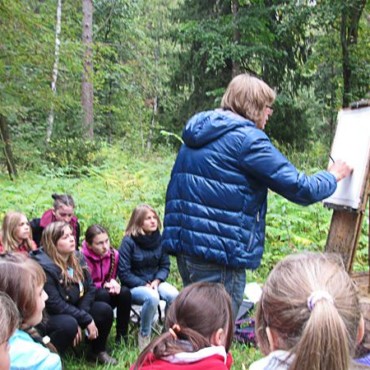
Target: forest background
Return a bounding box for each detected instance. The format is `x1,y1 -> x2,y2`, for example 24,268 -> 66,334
1,0 -> 370,369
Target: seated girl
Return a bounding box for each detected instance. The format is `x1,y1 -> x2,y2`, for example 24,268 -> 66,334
82,224 -> 132,344
31,193 -> 81,248
131,282 -> 234,370
0,211 -> 37,254
0,292 -> 19,370
251,252 -> 370,370
0,253 -> 61,370
118,204 -> 179,351
30,221 -> 117,365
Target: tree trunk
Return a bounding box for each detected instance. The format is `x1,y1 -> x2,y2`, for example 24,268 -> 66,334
0,115 -> 18,180
146,96 -> 158,151
231,0 -> 241,77
82,0 -> 94,139
146,34 -> 160,151
46,0 -> 62,143
340,0 -> 367,107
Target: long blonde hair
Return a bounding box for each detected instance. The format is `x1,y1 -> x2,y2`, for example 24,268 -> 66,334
125,204 -> 161,237
1,211 -> 34,252
256,252 -> 362,370
41,222 -> 84,284
220,73 -> 276,128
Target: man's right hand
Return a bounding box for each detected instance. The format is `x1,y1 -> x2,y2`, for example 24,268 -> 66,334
328,159 -> 353,182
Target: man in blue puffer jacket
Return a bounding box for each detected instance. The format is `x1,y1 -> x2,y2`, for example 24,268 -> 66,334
162,73 -> 352,317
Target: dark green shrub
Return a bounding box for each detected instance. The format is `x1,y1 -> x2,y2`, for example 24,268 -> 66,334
43,138 -> 102,176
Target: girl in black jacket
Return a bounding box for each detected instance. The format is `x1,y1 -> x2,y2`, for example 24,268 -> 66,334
31,221 -> 117,365
118,204 -> 178,351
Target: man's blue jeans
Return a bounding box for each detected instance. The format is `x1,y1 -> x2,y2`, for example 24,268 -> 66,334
176,254 -> 246,320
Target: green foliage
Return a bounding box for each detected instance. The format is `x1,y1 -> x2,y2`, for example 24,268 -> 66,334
1,0 -> 370,365
160,130 -> 184,144
0,145 -> 175,247
43,139 -> 102,176
165,0 -> 320,142
1,145 -> 369,369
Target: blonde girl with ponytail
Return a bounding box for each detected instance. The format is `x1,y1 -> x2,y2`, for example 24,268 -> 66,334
251,252 -> 369,370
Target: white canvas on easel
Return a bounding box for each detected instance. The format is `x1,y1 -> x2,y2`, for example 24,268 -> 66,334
323,107 -> 370,210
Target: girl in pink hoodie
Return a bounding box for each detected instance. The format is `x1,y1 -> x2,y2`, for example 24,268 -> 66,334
82,224 -> 132,344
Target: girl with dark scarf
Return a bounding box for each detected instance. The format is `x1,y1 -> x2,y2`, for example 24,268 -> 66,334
118,204 -> 178,351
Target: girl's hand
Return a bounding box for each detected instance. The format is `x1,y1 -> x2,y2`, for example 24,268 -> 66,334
150,279 -> 160,290
73,326 -> 82,347
86,320 -> 99,341
104,279 -> 121,294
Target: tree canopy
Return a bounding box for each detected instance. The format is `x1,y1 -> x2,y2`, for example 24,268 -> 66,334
0,0 -> 369,177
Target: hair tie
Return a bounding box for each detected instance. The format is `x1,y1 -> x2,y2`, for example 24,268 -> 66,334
169,328 -> 178,340
307,290 -> 334,312
169,324 -> 181,340
172,324 -> 180,333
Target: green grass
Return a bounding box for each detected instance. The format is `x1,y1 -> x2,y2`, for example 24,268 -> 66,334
1,144 -> 368,369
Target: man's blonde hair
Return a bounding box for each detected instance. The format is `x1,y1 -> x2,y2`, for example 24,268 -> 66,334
220,73 -> 276,128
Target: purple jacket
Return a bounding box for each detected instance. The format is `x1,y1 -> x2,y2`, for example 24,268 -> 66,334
81,241 -> 119,289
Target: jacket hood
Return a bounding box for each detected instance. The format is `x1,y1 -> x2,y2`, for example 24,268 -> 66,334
40,209 -> 78,229
30,248 -> 60,277
182,109 -> 254,148
81,240 -> 110,262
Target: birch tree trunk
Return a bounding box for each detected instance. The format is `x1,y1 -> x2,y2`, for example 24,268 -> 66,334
146,96 -> 158,151
231,0 -> 240,77
82,0 -> 94,139
146,37 -> 159,151
46,0 -> 62,143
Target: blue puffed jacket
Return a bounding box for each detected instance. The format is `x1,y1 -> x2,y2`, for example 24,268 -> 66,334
162,109 -> 337,269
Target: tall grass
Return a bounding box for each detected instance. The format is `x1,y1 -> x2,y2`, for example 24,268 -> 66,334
1,143 -> 368,369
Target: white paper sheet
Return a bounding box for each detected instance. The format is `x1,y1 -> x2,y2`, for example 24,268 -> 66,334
323,107 -> 370,210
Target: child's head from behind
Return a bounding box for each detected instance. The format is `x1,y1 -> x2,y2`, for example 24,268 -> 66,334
1,212 -> 31,251
0,253 -> 47,329
134,282 -> 233,369
85,224 -> 110,257
125,204 -> 161,237
0,291 -> 19,370
256,252 -> 362,370
165,281 -> 234,351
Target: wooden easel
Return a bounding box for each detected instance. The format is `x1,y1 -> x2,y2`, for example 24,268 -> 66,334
325,168 -> 370,272
324,104 -> 370,347
325,101 -> 370,272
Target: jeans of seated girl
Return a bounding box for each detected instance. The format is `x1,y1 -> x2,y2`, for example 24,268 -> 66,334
131,282 -> 179,337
